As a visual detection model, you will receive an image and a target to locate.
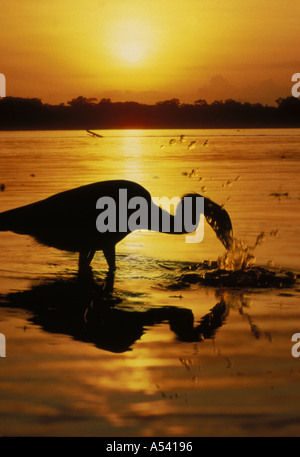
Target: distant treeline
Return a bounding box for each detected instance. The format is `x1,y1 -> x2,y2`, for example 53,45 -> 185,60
0,96 -> 299,130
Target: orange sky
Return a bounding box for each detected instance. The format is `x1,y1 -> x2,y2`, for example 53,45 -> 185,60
1,0 -> 300,105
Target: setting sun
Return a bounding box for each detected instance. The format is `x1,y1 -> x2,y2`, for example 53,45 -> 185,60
107,19 -> 155,66
120,43 -> 145,63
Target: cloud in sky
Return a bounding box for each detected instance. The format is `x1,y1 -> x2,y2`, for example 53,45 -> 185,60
92,76 -> 290,106
195,75 -> 291,105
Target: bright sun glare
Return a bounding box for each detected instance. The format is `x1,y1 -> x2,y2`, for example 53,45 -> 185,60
121,43 -> 145,63
109,19 -> 154,65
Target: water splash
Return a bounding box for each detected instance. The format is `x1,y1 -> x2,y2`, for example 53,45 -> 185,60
162,228 -> 296,289
217,238 -> 255,270
217,230 -> 279,271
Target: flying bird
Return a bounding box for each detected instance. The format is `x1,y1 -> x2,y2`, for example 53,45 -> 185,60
86,130 -> 103,138
0,180 -> 233,272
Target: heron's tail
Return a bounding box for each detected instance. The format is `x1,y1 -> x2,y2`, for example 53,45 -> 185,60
0,210 -> 14,231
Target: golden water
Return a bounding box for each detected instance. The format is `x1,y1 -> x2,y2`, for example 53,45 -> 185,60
0,129 -> 300,437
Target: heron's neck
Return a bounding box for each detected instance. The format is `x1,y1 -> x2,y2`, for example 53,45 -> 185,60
150,197 -> 203,235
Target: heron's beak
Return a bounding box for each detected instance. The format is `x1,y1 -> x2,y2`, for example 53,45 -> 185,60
222,229 -> 234,250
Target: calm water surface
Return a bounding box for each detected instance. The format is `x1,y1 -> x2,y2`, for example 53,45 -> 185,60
0,128 -> 300,437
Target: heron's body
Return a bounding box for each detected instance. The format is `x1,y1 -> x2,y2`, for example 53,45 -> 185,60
0,179 -> 233,271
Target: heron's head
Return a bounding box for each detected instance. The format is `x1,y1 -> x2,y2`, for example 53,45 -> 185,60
204,197 -> 233,250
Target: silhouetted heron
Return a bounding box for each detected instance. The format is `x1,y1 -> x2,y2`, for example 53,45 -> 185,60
0,180 -> 233,272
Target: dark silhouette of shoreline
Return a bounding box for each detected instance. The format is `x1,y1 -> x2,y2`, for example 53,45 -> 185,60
0,95 -> 299,130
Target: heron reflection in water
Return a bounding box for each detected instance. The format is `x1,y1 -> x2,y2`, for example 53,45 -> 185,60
1,275 -> 229,353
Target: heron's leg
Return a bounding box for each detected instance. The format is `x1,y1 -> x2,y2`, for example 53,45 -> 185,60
78,250 -> 89,271
79,249 -> 96,270
87,250 -> 95,265
104,270 -> 115,293
103,245 -> 116,272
